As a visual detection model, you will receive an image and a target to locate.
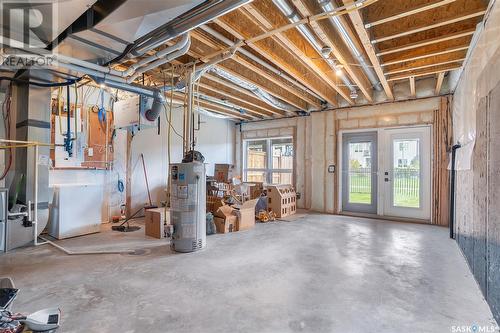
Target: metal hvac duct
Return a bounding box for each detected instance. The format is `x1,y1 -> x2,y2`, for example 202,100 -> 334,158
199,25 -> 324,103
7,76 -> 51,250
272,0 -> 357,95
317,0 -> 381,91
210,67 -> 298,113
128,0 -> 252,58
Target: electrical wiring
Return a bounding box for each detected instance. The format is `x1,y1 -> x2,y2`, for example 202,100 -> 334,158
0,76 -> 83,87
162,103 -> 185,141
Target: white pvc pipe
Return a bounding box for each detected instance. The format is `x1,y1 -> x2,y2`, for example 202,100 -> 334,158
125,34 -> 190,77
128,37 -> 192,83
55,54 -> 125,77
38,235 -> 134,255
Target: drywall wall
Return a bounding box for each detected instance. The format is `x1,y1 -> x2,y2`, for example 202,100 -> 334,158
129,106 -> 235,213
237,97 -> 440,213
453,0 -> 500,324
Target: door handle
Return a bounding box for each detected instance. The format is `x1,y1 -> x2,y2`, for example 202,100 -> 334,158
385,177 -> 390,182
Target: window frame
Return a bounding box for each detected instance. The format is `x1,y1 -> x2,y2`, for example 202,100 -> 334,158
243,136 -> 294,185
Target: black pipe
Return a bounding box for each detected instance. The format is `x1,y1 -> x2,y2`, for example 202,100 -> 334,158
450,144 -> 462,239
0,76 -> 83,87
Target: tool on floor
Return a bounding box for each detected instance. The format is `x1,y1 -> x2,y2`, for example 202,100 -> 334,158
112,153 -> 157,232
141,153 -> 153,207
1,277 -> 61,332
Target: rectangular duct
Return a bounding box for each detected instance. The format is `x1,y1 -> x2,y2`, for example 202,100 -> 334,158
9,77 -> 51,244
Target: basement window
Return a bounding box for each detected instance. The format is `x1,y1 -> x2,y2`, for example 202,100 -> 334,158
244,137 -> 294,185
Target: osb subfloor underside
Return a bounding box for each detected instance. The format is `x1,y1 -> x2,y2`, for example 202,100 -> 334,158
0,212 -> 497,333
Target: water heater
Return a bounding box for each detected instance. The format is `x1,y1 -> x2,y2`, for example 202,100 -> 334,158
170,162 -> 206,252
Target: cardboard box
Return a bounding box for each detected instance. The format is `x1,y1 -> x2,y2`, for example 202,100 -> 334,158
206,196 -> 225,214
233,199 -> 258,231
214,216 -> 237,233
214,164 -> 235,182
214,205 -> 238,233
145,207 -> 170,239
244,182 -> 264,199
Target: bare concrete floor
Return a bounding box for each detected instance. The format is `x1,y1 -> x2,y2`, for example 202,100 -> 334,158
1,212 -> 498,333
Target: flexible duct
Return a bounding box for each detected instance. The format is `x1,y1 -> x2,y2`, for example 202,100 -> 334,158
129,0 -> 252,57
318,0 -> 381,91
199,25 -> 324,103
211,67 -> 298,113
272,0 -> 357,95
196,93 -> 246,114
197,107 -> 231,119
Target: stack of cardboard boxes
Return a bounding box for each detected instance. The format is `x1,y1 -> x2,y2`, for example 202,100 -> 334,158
213,199 -> 258,233
214,164 -> 235,183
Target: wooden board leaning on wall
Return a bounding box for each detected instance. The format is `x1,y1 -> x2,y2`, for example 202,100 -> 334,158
50,98 -> 114,170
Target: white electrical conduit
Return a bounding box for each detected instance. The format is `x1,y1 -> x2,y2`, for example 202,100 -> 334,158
318,0 -> 381,91
272,0 -> 357,95
199,25 -> 324,103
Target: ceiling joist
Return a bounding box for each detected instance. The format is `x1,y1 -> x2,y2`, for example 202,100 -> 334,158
376,29 -> 475,56
387,65 -> 462,81
385,58 -> 465,76
371,10 -> 486,44
291,0 -> 374,103
365,0 -> 458,28
435,72 -> 445,95
343,0 -> 394,100
243,2 -> 353,105
381,45 -> 469,66
409,76 -> 416,98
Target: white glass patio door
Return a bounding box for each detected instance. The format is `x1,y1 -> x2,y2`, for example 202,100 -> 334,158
382,127 -> 431,220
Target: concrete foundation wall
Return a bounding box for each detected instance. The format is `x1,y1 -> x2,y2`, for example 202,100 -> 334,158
453,0 -> 500,324
237,97 -> 440,212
